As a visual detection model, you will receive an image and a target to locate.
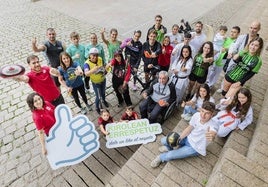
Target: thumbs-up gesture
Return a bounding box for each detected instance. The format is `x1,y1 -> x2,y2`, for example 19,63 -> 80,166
45,104 -> 100,170
205,126 -> 215,142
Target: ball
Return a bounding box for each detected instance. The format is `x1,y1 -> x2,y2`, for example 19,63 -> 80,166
166,132 -> 180,147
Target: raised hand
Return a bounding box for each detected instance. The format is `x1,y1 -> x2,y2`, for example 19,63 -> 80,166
46,104 -> 100,170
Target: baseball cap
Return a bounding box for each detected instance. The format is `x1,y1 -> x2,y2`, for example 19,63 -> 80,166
89,48 -> 99,54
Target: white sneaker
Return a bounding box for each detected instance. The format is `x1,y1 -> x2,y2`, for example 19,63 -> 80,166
181,113 -> 186,118
183,114 -> 192,121
159,146 -> 169,153
216,88 -> 222,93
80,107 -> 87,115
151,155 -> 162,168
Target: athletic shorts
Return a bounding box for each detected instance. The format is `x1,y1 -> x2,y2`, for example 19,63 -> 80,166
189,73 -> 207,84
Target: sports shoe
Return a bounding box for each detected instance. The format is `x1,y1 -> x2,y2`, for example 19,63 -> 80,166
216,88 -> 222,93
183,113 -> 192,121
86,104 -> 92,111
150,155 -> 162,168
96,108 -> 101,115
85,88 -> 90,94
159,146 -> 169,153
103,101 -> 109,108
80,107 -> 87,115
181,113 -> 186,118
117,102 -> 123,108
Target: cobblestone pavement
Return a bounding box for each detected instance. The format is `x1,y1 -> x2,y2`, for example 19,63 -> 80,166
1,0 -> 267,186
0,1 -> 115,186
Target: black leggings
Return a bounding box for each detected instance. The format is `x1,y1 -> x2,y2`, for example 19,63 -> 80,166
71,84 -> 88,108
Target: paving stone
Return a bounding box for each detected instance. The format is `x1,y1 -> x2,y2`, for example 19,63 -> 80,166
3,169 -> 18,186
23,131 -> 35,142
9,176 -> 25,187
30,155 -> 42,168
1,142 -> 13,154
23,168 -> 39,184
14,129 -> 26,139
2,134 -> 14,145
9,147 -> 22,160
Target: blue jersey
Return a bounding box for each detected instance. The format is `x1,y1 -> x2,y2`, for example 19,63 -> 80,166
58,62 -> 84,88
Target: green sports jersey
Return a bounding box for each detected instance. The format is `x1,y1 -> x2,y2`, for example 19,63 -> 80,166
227,51 -> 262,82
215,37 -> 235,66
192,55 -> 207,77
107,41 -> 121,62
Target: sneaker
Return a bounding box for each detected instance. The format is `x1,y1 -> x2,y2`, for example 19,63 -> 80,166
86,104 -> 93,111
80,107 -> 87,115
150,155 -> 162,168
117,102 -> 123,108
181,113 -> 186,118
96,108 -> 101,115
159,146 -> 169,153
103,101 -> 109,108
183,114 -> 192,121
216,88 -> 222,93
85,88 -> 90,94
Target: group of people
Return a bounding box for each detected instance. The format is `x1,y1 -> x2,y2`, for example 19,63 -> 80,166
13,15 -> 263,164
149,18 -> 263,168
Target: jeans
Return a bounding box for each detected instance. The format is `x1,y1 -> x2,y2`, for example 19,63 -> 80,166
92,80 -> 106,110
183,105 -> 197,115
160,136 -> 199,162
139,97 -> 166,123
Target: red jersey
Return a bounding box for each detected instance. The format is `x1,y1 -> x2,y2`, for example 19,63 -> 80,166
121,111 -> 139,121
27,66 -> 60,102
32,101 -> 56,136
158,45 -> 173,67
98,116 -> 114,130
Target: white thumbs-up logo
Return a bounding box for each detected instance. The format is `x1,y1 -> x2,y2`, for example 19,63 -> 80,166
46,104 -> 100,170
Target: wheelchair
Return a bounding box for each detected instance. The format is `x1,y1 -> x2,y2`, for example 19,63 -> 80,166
157,100 -> 177,124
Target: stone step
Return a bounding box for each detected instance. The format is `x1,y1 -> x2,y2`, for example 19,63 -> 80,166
206,148 -> 268,187
107,0 -> 268,186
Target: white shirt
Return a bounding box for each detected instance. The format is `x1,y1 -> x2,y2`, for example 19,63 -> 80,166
188,112 -> 218,156
213,32 -> 225,52
189,32 -> 207,54
172,43 -> 196,61
191,95 -> 215,109
166,32 -> 183,48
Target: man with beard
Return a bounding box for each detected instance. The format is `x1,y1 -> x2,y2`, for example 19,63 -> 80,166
14,55 -> 65,107
32,28 -> 65,88
189,21 -> 207,54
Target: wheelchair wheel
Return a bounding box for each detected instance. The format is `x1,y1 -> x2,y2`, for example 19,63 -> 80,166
163,101 -> 177,121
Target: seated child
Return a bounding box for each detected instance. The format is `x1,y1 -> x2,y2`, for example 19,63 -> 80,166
181,83 -> 215,121
121,106 -> 139,122
151,101 -> 217,168
213,88 -> 253,137
98,109 -> 114,136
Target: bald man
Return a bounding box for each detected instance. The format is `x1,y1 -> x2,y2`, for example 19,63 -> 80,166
228,21 -> 261,56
